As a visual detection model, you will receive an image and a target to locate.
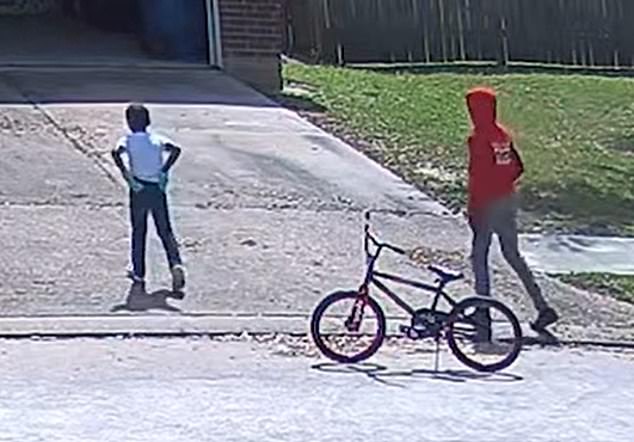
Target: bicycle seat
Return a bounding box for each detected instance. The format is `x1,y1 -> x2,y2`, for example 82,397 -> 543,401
428,265 -> 464,283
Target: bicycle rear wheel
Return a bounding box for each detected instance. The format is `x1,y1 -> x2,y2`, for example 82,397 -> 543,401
311,291 -> 386,364
446,297 -> 522,372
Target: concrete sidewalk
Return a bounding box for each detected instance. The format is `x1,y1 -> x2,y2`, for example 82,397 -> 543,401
0,338 -> 632,442
0,68 -> 633,343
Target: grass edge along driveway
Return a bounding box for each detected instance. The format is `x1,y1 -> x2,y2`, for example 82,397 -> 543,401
281,63 -> 634,305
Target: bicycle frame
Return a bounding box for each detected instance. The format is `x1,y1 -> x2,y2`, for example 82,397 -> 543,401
311,210 -> 523,372
359,211 -> 459,318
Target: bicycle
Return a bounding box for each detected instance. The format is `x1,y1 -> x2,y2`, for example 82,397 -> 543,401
310,210 -> 523,372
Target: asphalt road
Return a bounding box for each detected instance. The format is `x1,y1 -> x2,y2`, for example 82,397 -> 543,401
0,337 -> 631,442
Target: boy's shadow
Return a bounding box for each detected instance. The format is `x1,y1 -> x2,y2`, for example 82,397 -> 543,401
111,282 -> 184,314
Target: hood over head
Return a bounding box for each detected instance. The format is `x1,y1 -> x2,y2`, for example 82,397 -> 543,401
466,87 -> 497,130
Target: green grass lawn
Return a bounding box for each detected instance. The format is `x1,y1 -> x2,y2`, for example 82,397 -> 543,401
559,273 -> 634,304
283,63 -> 634,236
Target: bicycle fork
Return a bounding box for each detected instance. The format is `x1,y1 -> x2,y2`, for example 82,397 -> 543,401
345,286 -> 369,332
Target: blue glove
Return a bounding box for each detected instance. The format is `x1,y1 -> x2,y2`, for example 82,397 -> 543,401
158,172 -> 169,193
127,175 -> 144,193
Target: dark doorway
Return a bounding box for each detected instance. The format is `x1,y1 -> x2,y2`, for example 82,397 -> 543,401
0,0 -> 213,66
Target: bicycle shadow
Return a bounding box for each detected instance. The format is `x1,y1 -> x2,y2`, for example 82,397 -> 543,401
111,282 -> 184,314
312,362 -> 524,388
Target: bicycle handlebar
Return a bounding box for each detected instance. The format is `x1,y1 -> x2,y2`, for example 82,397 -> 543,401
384,243 -> 407,255
364,215 -> 407,257
364,208 -> 408,221
362,207 -> 452,261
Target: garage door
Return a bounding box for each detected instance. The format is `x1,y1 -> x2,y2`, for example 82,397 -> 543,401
0,0 -> 220,66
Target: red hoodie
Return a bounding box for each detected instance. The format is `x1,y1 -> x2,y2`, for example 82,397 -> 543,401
466,87 -> 524,214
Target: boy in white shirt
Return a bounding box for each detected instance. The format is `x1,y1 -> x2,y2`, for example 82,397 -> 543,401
111,104 -> 186,292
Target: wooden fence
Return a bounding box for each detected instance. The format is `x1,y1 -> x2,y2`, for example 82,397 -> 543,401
285,0 -> 634,67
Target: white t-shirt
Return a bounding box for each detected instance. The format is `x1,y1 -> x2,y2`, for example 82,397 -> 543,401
117,132 -> 173,183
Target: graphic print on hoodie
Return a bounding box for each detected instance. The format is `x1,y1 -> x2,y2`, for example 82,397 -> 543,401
466,87 -> 524,215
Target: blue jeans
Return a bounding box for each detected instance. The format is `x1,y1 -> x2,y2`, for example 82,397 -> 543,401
469,194 -> 548,312
129,182 -> 182,279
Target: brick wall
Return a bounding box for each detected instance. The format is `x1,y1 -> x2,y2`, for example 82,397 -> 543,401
218,0 -> 284,93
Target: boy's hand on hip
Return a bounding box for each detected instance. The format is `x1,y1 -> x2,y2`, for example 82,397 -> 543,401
128,176 -> 144,193
158,172 -> 169,193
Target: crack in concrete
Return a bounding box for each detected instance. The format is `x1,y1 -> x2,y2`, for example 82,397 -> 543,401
34,104 -> 122,184
2,72 -> 122,187
0,199 -> 457,218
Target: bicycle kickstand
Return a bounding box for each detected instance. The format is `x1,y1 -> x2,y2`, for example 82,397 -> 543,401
433,336 -> 440,372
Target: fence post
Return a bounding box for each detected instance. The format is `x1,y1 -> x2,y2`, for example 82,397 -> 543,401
320,0 -> 338,64
497,0 -> 508,66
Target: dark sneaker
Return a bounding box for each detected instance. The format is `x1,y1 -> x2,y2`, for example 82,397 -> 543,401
129,279 -> 146,296
471,307 -> 492,343
531,307 -> 559,332
171,265 -> 186,292
126,270 -> 145,284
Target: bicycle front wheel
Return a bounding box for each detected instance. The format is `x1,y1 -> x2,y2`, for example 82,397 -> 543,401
311,291 -> 386,364
446,297 -> 522,372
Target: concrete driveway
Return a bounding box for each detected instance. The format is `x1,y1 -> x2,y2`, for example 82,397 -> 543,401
0,68 -> 452,315
0,67 -> 633,343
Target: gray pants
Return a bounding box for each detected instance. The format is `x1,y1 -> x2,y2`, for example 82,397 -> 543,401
469,194 -> 548,312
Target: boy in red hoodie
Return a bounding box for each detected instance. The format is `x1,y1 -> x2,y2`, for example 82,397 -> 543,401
466,87 -> 558,332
